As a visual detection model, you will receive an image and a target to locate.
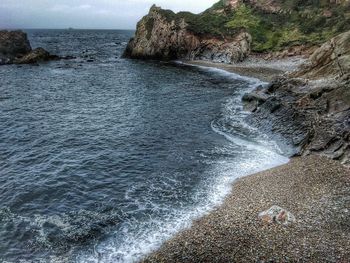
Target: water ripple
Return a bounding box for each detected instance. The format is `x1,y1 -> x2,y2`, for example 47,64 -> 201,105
0,29 -> 288,262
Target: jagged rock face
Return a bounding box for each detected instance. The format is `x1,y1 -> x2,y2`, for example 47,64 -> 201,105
244,76 -> 350,165
294,30 -> 350,79
243,31 -> 350,165
124,6 -> 252,63
124,6 -> 196,60
0,30 -> 32,64
189,32 -> 251,63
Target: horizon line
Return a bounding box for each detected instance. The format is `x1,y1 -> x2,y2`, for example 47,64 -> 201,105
1,27 -> 136,31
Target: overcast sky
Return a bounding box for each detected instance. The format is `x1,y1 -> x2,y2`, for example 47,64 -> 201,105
0,0 -> 218,30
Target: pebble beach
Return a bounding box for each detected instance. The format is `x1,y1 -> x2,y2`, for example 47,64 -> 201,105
182,57 -> 305,82
143,156 -> 350,262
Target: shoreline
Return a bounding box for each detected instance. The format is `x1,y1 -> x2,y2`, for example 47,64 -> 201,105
142,59 -> 350,262
143,156 -> 350,262
181,56 -> 305,82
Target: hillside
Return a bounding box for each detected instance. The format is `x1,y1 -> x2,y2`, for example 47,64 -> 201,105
201,0 -> 350,52
124,0 -> 350,61
192,0 -> 350,51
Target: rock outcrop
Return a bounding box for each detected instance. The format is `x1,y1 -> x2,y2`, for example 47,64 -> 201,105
293,30 -> 350,79
0,30 -> 60,65
243,31 -> 350,165
124,5 -> 252,63
0,30 -> 31,64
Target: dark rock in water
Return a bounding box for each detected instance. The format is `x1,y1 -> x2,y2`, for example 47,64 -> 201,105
14,47 -> 59,64
0,30 -> 72,65
0,30 -> 32,64
61,55 -> 76,60
0,57 -> 10,65
242,86 -> 269,112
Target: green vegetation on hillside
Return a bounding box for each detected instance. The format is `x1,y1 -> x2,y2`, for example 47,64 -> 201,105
156,8 -> 234,37
155,0 -> 350,52
226,4 -> 260,31
227,3 -> 350,52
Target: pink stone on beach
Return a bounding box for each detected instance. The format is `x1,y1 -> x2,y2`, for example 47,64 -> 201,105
259,205 -> 296,225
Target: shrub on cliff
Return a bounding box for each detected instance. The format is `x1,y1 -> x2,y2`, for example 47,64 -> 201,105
226,4 -> 260,32
223,1 -> 350,52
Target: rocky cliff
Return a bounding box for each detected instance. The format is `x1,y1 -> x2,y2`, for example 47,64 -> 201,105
0,30 -> 60,65
125,0 -> 350,62
294,30 -> 350,79
124,5 -> 252,63
243,31 -> 350,165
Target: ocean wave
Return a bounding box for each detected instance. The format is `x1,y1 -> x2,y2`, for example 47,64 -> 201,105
75,64 -> 288,263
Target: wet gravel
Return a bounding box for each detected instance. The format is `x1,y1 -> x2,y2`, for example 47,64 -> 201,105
143,156 -> 350,263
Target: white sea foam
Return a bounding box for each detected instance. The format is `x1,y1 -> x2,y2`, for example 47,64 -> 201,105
76,62 -> 289,263
77,149 -> 288,263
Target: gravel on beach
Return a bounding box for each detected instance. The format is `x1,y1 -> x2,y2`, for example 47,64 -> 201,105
183,57 -> 305,82
143,156 -> 350,262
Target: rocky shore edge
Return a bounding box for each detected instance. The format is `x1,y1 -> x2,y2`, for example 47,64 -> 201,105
141,31 -> 350,262
185,30 -> 350,166
243,31 -> 350,166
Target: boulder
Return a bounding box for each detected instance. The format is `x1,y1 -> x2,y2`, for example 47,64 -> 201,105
259,205 -> 296,225
242,85 -> 269,112
0,30 -> 31,64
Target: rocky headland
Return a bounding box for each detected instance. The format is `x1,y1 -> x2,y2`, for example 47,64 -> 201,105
124,0 -> 350,262
0,30 -> 63,65
125,0 -> 350,165
123,4 -> 252,63
124,0 -> 350,62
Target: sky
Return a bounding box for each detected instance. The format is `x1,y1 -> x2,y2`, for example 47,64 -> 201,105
0,0 -> 218,30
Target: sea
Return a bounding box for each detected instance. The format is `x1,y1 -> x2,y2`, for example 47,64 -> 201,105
0,29 -> 289,262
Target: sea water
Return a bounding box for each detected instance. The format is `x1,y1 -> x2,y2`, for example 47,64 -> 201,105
0,30 -> 288,262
